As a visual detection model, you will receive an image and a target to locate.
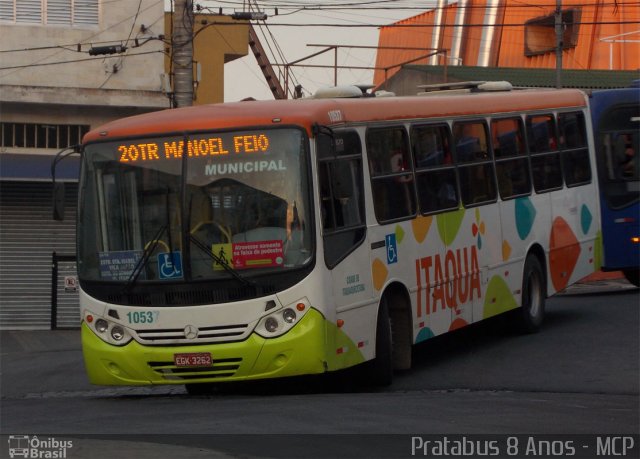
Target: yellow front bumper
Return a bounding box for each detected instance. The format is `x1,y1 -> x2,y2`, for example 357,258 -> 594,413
82,308 -> 329,386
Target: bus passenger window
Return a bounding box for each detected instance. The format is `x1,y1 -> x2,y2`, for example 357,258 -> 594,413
597,103 -> 640,210
527,114 -> 563,192
530,154 -> 563,192
318,129 -> 366,268
453,121 -> 489,162
617,134 -> 638,179
411,124 -> 458,213
527,114 -> 558,153
491,117 -> 531,199
453,120 -> 497,206
366,126 -> 416,222
558,111 -> 592,186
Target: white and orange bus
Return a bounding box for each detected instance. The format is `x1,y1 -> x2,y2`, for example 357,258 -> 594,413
70,83 -> 600,391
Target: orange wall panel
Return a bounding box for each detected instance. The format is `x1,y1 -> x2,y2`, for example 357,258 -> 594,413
374,12 -> 438,86
375,0 -> 639,87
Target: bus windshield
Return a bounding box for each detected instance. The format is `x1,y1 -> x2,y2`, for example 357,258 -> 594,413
78,128 -> 313,288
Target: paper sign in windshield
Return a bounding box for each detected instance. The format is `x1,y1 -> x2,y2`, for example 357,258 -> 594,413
233,240 -> 284,269
99,250 -> 143,281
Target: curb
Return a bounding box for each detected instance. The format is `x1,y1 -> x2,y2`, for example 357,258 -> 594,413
578,270 -> 625,283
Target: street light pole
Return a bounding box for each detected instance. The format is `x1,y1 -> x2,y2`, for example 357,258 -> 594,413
172,0 -> 194,107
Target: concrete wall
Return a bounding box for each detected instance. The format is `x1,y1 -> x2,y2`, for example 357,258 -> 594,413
0,0 -> 165,91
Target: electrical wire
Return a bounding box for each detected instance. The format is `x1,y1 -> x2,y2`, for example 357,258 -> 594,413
199,0 -> 640,12
248,0 -> 303,96
0,51 -> 164,71
0,0 -> 163,79
2,0 -> 636,95
182,19 -> 640,28
1,1 -> 636,55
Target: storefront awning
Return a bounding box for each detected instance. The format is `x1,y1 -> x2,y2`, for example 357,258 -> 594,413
0,153 -> 80,182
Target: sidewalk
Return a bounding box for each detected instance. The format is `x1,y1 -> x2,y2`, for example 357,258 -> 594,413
579,270 -> 625,282
562,270 -> 636,295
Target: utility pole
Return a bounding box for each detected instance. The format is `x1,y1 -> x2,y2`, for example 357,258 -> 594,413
555,0 -> 563,89
172,0 -> 194,107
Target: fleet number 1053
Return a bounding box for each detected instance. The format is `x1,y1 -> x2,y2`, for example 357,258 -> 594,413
126,311 -> 159,324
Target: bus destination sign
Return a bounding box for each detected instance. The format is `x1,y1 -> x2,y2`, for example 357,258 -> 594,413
117,134 -> 270,163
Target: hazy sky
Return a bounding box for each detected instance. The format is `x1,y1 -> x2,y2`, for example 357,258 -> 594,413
188,1 -> 434,101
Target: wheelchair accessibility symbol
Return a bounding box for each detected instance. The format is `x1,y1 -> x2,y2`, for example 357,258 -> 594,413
385,233 -> 398,264
158,251 -> 183,279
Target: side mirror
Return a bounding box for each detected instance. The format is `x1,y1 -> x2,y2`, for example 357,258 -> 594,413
53,182 -> 66,221
51,145 -> 81,221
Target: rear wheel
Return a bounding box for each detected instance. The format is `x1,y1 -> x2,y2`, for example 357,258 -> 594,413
623,269 -> 640,287
516,255 -> 546,333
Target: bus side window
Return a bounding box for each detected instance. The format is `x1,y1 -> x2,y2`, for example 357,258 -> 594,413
411,123 -> 458,214
558,111 -> 592,186
597,103 -> 640,210
491,117 -> 531,200
366,126 -> 416,222
453,120 -> 497,206
318,129 -> 367,268
614,133 -> 638,180
527,114 -> 563,193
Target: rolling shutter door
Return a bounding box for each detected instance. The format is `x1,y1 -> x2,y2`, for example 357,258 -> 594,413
0,181 -> 78,329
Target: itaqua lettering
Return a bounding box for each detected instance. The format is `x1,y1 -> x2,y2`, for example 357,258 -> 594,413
415,245 -> 481,318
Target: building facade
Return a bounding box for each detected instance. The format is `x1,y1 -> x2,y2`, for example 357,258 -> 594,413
0,3 -> 252,330
0,0 -> 168,329
373,0 -> 640,92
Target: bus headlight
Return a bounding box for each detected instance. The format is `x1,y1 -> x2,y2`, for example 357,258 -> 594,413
111,326 -> 125,341
265,317 -> 279,333
283,308 -> 297,324
95,319 -> 109,333
84,311 -> 132,346
255,299 -> 310,338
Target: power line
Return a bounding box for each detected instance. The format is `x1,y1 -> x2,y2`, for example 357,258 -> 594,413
166,20 -> 640,28
1,4 -> 635,55
200,0 -> 639,11
0,0 -> 163,79
0,51 -> 164,71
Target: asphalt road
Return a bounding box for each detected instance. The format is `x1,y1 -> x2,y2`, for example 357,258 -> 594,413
1,280 -> 638,458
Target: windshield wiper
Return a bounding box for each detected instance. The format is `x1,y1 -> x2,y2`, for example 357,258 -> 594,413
189,233 -> 255,288
121,223 -> 167,293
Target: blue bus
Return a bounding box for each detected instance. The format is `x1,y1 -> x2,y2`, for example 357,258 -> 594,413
590,85 -> 640,286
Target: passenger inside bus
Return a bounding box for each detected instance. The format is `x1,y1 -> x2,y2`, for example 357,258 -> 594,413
367,128 -> 416,220
618,134 -> 637,178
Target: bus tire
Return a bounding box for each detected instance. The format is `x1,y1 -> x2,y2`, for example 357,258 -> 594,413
516,255 -> 546,333
388,291 -> 412,371
364,297 -> 393,386
623,269 -> 640,287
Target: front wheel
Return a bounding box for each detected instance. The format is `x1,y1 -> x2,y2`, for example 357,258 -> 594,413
623,269 -> 640,287
361,297 -> 393,387
515,255 -> 546,333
